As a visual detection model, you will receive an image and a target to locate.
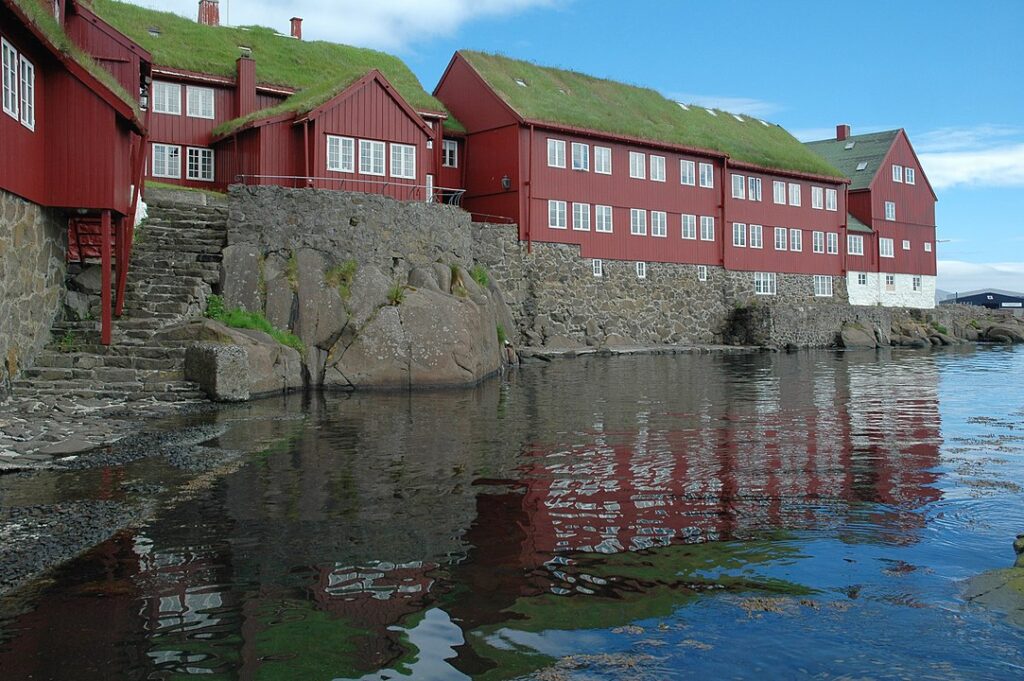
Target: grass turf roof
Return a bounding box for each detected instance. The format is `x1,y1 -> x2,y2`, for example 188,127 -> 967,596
459,51 -> 844,178
804,130 -> 900,191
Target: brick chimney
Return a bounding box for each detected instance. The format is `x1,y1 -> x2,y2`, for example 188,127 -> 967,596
290,17 -> 303,39
836,124 -> 851,141
198,0 -> 220,27
236,55 -> 256,118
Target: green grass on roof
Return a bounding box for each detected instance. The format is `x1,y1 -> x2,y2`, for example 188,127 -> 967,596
460,51 -> 844,178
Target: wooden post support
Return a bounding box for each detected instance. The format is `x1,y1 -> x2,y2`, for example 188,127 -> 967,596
100,209 -> 112,346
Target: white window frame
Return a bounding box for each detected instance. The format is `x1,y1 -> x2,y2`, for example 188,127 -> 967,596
827,232 -> 839,255
773,180 -> 786,205
885,274 -> 896,291
571,142 -> 590,171
152,80 -> 181,115
847,234 -> 864,256
650,155 -> 666,182
732,222 -> 747,247
902,239 -> 911,251
857,273 -> 867,286
593,259 -> 603,277
651,210 -> 667,237
2,38 -> 18,120
748,176 -> 762,202
754,272 -> 777,295
359,139 -> 386,176
731,173 -> 746,199
880,237 -> 895,258
790,229 -> 803,252
185,85 -> 215,120
18,55 -> 34,130
905,167 -> 916,185
629,151 -> 646,179
442,139 -> 458,168
636,262 -> 647,279
892,164 -> 904,183
426,173 -> 434,203
825,188 -> 838,212
572,202 -> 591,231
812,231 -> 825,254
749,224 -> 763,249
390,143 -> 417,180
548,200 -> 567,229
681,214 -> 697,240
186,147 -> 215,182
913,276 -> 922,292
699,162 -> 714,188
594,146 -> 612,174
700,216 -> 715,241
924,242 -> 932,253
680,159 -> 695,186
630,208 -> 647,236
774,227 -> 788,251
788,182 -> 801,207
885,201 -> 896,221
326,135 -> 355,173
697,265 -> 708,282
151,143 -> 181,179
547,138 -> 566,168
595,205 -> 613,233
814,275 -> 834,297
811,186 -> 824,210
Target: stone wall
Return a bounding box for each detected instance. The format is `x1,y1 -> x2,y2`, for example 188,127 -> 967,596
0,190 -> 66,394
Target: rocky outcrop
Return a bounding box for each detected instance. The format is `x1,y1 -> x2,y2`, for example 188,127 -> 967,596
840,324 -> 878,349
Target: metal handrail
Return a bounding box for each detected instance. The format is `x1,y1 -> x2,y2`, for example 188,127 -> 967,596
233,174 -> 467,207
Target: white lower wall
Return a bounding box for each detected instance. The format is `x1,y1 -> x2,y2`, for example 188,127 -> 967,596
847,272 -> 936,309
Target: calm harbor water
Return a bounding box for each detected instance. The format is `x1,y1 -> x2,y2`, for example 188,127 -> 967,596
1,346 -> 1023,679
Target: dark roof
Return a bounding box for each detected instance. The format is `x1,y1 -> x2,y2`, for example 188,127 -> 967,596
847,213 -> 872,233
804,130 -> 899,191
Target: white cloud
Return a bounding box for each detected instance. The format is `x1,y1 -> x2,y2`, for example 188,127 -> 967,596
669,93 -> 781,118
125,0 -> 556,51
914,125 -> 1024,190
938,260 -> 1024,294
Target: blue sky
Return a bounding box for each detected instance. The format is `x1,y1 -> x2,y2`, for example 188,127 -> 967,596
132,0 -> 1024,292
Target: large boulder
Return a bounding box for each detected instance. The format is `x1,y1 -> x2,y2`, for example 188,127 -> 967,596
184,343 -> 250,402
985,325 -> 1024,344
840,323 -> 878,349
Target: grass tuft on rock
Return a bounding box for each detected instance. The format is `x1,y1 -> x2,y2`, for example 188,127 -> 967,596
387,283 -> 406,306
285,252 -> 299,292
205,295 -> 305,354
325,260 -> 358,299
470,265 -> 489,288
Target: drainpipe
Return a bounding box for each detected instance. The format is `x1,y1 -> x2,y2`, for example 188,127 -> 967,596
526,123 -> 534,253
719,158 -> 728,266
303,120 -> 311,188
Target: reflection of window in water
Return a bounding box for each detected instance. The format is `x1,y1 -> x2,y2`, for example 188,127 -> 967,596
155,590 -> 224,631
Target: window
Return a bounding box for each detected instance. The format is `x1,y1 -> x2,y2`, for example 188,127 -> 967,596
885,274 -> 896,291
699,162 -> 714,188
788,183 -> 801,206
186,147 -> 214,182
857,273 -> 867,286
630,208 -> 647,235
595,146 -> 612,174
426,173 -> 434,203
697,265 -> 708,282
880,237 -> 895,258
572,202 -> 591,231
732,174 -> 746,199
825,188 -> 838,211
892,164 -> 903,183
913,276 -> 922,292
749,224 -> 763,249
790,229 -> 803,252
856,162 -> 868,171
186,86 -> 214,119
593,259 -> 603,277
650,155 -> 666,182
774,227 -> 788,251
681,214 -> 697,240
442,139 -> 458,168
680,159 -> 695,185
924,242 -> 932,253
2,38 -> 17,119
885,201 -> 896,220
571,142 -> 590,171
651,211 -> 667,237
773,180 -> 786,205
636,262 -> 647,279
152,81 -> 181,115
905,167 -> 916,185
811,186 -> 824,210
390,143 -> 416,179
848,234 -> 864,256
548,200 -> 567,229
732,222 -> 747,247
700,216 -> 715,241
359,140 -> 386,176
152,143 -> 181,178
812,231 -> 825,253
754,272 -> 777,295
547,139 -> 566,168
827,232 -> 839,254
814,275 -> 833,297
18,56 -> 33,130
327,135 -> 355,172
748,177 -> 762,201
595,205 -> 613,233
902,239 -> 911,251
629,152 -> 646,179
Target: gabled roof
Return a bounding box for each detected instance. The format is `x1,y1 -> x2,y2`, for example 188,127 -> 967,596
803,130 -> 899,191
452,51 -> 845,179
847,213 -> 872,233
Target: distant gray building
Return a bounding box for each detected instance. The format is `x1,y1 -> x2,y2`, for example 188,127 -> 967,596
940,289 -> 1024,313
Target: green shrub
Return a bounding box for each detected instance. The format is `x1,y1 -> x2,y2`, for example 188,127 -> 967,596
931,321 -> 949,335
325,259 -> 358,299
969,319 -> 981,329
496,324 -> 507,345
387,282 -> 406,306
470,265 -> 489,287
204,294 -> 305,354
56,330 -> 79,354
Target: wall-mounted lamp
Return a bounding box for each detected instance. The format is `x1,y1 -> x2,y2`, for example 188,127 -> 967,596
500,175 -> 511,191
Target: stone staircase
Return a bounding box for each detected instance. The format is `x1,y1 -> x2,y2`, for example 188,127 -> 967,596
11,192 -> 228,403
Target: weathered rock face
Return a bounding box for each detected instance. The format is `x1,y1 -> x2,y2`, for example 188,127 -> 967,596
0,190 -> 67,394
184,343 -> 250,402
840,324 -> 879,349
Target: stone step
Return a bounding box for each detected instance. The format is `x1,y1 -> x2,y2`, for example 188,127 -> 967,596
72,345 -> 188,359
54,318 -> 168,332
20,366 -> 184,383
128,273 -> 207,286
33,351 -> 181,371
12,377 -> 199,393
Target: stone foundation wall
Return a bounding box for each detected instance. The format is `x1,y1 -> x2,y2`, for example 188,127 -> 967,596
0,190 -> 66,393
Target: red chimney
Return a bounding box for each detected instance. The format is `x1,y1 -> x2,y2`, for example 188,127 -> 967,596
290,17 -> 303,40
236,55 -> 256,118
198,0 -> 220,27
836,124 -> 851,141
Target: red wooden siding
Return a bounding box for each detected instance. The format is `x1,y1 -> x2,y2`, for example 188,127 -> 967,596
148,80 -> 233,147
458,125 -> 520,223
0,20 -> 47,206
64,5 -> 146,97
438,137 -> 463,190
434,55 -> 519,133
870,132 -> 937,276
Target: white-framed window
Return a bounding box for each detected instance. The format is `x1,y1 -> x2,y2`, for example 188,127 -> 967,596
636,261 -> 647,279
880,237 -> 895,258
630,208 -> 647,235
152,80 -> 181,115
651,210 -> 667,237
812,230 -> 825,254
814,275 -> 833,297
548,200 -> 567,229
811,186 -> 824,210
748,176 -> 762,202
699,162 -> 714,188
681,214 -> 697,240
680,159 -> 695,186
885,201 -> 896,220
773,180 -> 786,205
892,164 -> 904,183
913,276 -> 922,291
594,146 -> 612,174
152,143 -> 181,179
2,38 -> 18,120
571,142 -> 590,171
749,224 -> 763,249
774,227 -> 788,251
788,182 -> 801,206
857,273 -> 867,286
827,232 -> 839,254
547,138 -> 566,168
426,173 -> 434,203
18,56 -> 33,130
186,86 -> 215,119
442,139 -> 458,168
885,274 -> 896,291
359,140 -> 386,176
924,242 -> 932,253
186,147 -> 214,182
593,259 -> 603,277
595,205 -> 613,233
848,234 -> 864,256
905,167 -> 916,185
700,216 -> 715,241
572,202 -> 591,231
650,155 -> 666,182
790,228 -> 803,252
732,173 -> 746,199
629,151 -> 646,179
390,143 -> 416,179
754,272 -> 777,295
697,265 -> 708,282
326,135 -> 355,172
825,188 -> 838,211
902,239 -> 911,251
732,222 -> 747,247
